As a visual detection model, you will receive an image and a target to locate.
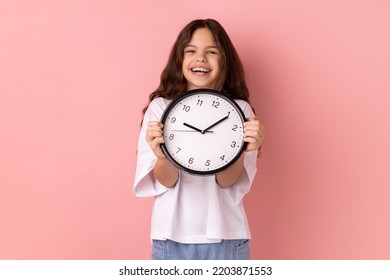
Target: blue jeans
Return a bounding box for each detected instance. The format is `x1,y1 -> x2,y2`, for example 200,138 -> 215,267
151,239 -> 251,260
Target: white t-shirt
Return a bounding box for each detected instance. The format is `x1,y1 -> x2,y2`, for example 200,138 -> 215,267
133,97 -> 258,243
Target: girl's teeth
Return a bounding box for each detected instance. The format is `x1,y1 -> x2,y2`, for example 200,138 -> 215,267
192,68 -> 209,73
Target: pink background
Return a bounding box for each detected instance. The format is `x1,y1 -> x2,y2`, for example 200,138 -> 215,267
1,0 -> 389,259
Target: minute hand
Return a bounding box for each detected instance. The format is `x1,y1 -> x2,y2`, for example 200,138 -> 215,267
203,115 -> 229,133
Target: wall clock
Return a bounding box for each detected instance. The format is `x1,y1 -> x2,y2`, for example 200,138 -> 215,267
160,89 -> 247,175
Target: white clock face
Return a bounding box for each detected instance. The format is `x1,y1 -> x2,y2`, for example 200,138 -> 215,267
161,89 -> 246,175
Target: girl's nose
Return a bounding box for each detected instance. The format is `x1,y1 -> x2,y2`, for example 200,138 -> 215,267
196,55 -> 207,62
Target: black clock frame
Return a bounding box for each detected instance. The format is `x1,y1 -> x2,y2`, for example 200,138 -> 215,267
160,88 -> 247,175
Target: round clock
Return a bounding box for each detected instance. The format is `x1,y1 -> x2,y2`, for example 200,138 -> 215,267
160,88 -> 247,175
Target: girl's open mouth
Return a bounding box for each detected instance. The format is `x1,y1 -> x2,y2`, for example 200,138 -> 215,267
190,67 -> 211,74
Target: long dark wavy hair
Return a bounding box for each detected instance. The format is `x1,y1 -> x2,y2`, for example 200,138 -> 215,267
142,19 -> 250,115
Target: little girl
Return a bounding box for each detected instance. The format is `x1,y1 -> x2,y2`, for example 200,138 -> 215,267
133,19 -> 265,260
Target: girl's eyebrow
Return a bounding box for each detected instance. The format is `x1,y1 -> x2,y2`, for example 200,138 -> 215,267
185,44 -> 219,49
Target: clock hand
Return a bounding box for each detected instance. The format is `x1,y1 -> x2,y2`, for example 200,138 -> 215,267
202,115 -> 229,133
172,129 -> 213,133
183,122 -> 204,133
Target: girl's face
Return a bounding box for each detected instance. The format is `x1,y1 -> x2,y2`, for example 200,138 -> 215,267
182,28 -> 221,91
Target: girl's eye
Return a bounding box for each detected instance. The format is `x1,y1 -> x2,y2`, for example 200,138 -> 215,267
207,51 -> 218,55
185,49 -> 195,54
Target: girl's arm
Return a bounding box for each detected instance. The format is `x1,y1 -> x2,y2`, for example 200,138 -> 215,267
216,153 -> 245,188
146,121 -> 179,188
216,115 -> 265,188
153,158 -> 179,188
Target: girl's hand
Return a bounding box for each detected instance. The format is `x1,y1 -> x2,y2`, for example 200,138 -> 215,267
146,121 -> 166,160
243,115 -> 265,152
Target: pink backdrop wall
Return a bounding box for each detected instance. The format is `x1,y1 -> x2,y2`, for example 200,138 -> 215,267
1,0 -> 389,259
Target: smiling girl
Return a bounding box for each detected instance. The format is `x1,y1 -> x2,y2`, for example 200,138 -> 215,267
133,19 -> 265,260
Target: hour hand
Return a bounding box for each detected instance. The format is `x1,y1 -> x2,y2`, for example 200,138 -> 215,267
183,122 -> 203,133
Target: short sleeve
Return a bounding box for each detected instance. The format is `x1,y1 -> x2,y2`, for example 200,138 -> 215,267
220,100 -> 258,205
133,98 -> 171,197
